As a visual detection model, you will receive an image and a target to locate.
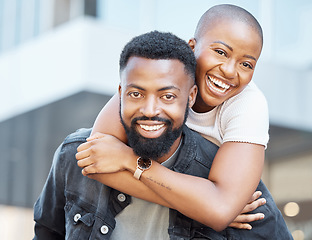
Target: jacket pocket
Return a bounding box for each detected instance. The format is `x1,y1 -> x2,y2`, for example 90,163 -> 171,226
64,199 -> 95,239
64,193 -> 113,240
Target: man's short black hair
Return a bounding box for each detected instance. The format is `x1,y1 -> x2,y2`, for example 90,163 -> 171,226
119,31 -> 196,82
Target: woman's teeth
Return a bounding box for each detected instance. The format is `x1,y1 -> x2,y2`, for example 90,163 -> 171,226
208,76 -> 230,93
140,124 -> 164,131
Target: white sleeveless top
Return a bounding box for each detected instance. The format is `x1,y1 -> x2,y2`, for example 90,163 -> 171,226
186,81 -> 269,148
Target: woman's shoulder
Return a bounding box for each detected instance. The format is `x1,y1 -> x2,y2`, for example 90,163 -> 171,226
218,82 -> 269,147
221,81 -> 268,111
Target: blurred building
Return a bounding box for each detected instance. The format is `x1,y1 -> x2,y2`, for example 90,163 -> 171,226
0,0 -> 311,239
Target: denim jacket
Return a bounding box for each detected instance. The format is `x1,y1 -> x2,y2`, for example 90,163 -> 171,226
34,127 -> 293,239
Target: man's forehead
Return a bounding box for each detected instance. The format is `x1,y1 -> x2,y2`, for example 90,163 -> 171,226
120,57 -> 191,85
123,56 -> 184,69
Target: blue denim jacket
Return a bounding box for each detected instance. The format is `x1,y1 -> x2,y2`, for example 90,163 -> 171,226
33,127 -> 293,239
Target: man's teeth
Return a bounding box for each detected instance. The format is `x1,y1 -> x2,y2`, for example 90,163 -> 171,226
140,124 -> 164,131
208,76 -> 230,92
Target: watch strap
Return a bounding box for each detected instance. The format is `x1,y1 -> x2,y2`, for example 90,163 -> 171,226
133,167 -> 144,180
133,157 -> 152,180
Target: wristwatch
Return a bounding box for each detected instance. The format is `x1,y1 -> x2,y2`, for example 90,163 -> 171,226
133,157 -> 152,180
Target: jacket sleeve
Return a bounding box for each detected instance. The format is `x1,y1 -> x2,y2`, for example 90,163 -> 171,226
33,144 -> 66,239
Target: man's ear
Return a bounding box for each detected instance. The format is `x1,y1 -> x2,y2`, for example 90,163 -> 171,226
118,84 -> 122,96
188,38 -> 196,52
188,85 -> 198,108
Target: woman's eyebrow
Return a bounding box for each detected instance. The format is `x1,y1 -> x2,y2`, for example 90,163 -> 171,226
243,54 -> 257,61
213,40 -> 233,51
213,40 -> 257,61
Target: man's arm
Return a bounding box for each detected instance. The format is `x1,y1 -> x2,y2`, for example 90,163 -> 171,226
33,145 -> 66,239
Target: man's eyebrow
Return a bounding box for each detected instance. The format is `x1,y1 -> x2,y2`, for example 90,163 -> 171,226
126,84 -> 145,90
213,40 -> 257,61
158,86 -> 180,92
126,84 -> 180,92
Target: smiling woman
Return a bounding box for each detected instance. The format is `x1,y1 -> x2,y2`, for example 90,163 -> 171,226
34,6 -> 292,239
189,18 -> 262,113
73,25 -> 291,238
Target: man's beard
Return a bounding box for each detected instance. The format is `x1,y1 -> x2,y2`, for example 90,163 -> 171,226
120,102 -> 189,161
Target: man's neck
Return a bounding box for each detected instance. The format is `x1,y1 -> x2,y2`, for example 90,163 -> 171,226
156,135 -> 182,164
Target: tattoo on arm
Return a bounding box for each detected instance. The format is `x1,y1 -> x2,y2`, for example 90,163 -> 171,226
147,176 -> 172,191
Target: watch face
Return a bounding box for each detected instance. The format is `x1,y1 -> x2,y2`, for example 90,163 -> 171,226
137,157 -> 152,170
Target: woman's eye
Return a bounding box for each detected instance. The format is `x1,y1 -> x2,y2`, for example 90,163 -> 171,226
215,49 -> 226,56
242,62 -> 253,70
129,92 -> 142,98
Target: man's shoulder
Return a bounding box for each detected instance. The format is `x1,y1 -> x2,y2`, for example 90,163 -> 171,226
63,128 -> 92,145
182,125 -> 216,145
175,126 -> 218,176
56,128 -> 92,166
54,129 -> 93,183
182,125 -> 202,140
182,126 -> 219,157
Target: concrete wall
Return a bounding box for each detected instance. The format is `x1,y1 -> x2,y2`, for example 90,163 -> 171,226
0,17 -> 135,122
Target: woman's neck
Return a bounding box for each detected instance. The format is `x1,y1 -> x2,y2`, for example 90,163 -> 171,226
192,94 -> 215,113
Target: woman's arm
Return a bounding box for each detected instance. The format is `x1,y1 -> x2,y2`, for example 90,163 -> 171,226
77,133 -> 171,207
77,134 -> 264,231
90,93 -> 127,143
136,142 -> 264,231
77,94 -> 265,231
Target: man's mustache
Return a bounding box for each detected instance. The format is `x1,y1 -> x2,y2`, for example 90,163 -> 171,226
131,116 -> 172,126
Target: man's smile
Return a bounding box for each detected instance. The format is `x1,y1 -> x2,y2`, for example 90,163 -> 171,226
136,121 -> 167,138
139,123 -> 165,131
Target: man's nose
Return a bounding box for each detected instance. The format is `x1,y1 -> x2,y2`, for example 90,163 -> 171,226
220,59 -> 236,79
140,97 -> 160,117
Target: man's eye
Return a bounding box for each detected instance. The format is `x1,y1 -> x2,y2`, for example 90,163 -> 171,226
129,92 -> 142,98
161,94 -> 175,101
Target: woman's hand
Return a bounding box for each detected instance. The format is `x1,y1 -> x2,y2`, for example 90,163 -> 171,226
75,132 -> 136,176
228,191 -> 266,230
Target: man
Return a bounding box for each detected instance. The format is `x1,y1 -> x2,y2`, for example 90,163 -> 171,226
34,31 -> 292,239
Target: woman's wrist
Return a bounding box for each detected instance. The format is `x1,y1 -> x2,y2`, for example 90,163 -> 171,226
123,149 -> 138,174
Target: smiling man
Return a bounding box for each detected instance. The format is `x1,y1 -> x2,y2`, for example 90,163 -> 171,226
34,31 -> 292,240
107,32 -> 200,239
34,31 -> 205,239
118,56 -> 195,163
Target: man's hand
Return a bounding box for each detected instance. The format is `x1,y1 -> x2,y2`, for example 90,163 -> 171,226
228,191 -> 266,230
76,132 -> 135,176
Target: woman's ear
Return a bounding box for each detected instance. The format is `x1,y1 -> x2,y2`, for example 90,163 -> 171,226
188,38 -> 196,52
